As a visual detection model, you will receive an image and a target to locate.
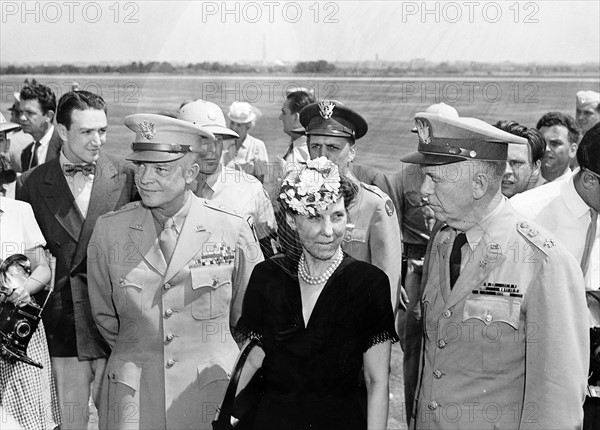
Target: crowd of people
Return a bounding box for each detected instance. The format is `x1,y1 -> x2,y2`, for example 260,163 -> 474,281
0,80 -> 598,430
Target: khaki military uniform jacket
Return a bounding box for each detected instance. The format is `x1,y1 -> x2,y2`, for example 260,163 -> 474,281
344,181 -> 402,309
88,194 -> 263,429
414,199 -> 588,429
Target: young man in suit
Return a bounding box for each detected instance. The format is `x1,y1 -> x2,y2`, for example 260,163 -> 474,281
17,90 -> 137,429
17,82 -> 63,171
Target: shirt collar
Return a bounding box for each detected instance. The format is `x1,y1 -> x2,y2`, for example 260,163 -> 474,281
464,197 -> 507,251
152,190 -> 192,234
292,135 -> 306,146
38,124 -> 54,146
561,171 -> 590,218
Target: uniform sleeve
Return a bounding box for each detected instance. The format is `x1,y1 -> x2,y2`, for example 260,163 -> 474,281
231,216 -> 265,328
87,217 -> 119,347
234,263 -> 267,344
368,193 -> 403,310
521,249 -> 588,429
363,266 -> 400,351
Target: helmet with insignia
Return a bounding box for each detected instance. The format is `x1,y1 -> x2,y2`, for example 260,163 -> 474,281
177,99 -> 239,138
0,112 -> 20,134
401,112 -> 527,165
124,113 -> 215,162
298,100 -> 368,140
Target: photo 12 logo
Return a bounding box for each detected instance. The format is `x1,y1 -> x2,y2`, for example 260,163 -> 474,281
1,1 -> 140,24
400,81 -> 539,104
200,1 -> 340,24
400,1 -> 540,24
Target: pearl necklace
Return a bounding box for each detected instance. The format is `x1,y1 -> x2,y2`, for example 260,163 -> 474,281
298,247 -> 343,285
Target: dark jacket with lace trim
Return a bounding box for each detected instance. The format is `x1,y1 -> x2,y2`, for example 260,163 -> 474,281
236,253 -> 398,430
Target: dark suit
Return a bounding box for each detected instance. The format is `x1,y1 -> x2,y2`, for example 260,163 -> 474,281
20,126 -> 63,172
17,153 -> 136,359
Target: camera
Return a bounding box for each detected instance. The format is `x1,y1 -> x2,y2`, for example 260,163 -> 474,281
0,254 -> 43,368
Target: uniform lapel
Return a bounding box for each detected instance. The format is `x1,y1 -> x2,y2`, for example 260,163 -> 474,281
164,196 -> 211,282
41,158 -> 83,242
127,207 -> 167,276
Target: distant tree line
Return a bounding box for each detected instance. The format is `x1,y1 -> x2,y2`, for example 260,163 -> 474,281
0,60 -> 596,76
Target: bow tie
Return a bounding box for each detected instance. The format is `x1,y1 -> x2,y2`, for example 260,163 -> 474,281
63,163 -> 96,177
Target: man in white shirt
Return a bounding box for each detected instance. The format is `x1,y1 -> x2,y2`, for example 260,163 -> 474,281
17,83 -> 62,171
178,99 -> 277,257
536,111 -> 580,184
279,88 -> 315,163
511,122 -> 600,429
223,101 -> 269,183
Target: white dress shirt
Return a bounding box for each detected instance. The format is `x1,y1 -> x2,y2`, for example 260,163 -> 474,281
511,173 -> 599,291
59,151 -> 94,218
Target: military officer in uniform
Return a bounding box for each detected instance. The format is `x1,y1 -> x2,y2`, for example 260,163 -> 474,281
299,100 -> 404,310
401,113 -> 589,429
87,114 -> 263,430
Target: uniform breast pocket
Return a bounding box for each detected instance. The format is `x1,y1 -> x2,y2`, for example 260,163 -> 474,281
344,226 -> 367,244
190,265 -> 233,320
110,266 -> 146,320
463,294 -> 522,374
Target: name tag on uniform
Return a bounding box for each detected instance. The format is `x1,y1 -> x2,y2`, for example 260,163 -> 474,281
472,282 -> 523,298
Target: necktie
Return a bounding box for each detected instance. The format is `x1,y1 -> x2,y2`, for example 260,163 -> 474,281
581,208 -> 598,275
29,141 -> 41,169
63,163 -> 96,177
449,232 -> 468,289
159,217 -> 177,264
283,139 -> 294,161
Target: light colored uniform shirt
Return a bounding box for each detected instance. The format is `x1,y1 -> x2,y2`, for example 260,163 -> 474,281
194,166 -> 276,239
222,134 -> 269,180
283,135 -> 309,164
59,151 -> 94,218
511,173 -> 599,292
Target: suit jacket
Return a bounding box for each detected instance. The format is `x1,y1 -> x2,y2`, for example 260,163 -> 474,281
88,194 -> 263,429
16,153 -> 137,358
20,126 -> 63,172
413,200 -> 588,429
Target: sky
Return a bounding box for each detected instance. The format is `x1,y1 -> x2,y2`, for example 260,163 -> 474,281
1,0 -> 599,65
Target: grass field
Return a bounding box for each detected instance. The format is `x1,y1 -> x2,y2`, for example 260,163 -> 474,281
2,74 -> 597,429
2,74 -> 598,172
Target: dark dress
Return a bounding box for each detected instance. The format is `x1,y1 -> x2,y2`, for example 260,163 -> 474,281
236,254 -> 399,430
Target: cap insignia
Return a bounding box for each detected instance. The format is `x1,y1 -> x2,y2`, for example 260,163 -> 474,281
137,120 -> 156,140
415,119 -> 431,144
318,100 -> 336,119
207,111 -> 217,121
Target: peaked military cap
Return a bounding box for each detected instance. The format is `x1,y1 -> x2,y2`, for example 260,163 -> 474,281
124,114 -> 215,162
299,100 -> 368,140
401,112 -> 527,165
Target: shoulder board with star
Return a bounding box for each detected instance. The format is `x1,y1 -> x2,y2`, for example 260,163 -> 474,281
99,201 -> 141,219
516,220 -> 553,256
202,199 -> 244,219
360,182 -> 395,217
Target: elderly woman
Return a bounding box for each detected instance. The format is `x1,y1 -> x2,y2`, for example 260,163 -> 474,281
0,163 -> 61,429
236,157 -> 398,430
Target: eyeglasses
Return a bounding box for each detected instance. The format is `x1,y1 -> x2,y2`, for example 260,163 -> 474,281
584,167 -> 600,180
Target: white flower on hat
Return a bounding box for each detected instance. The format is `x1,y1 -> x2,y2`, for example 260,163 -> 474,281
279,157 -> 341,217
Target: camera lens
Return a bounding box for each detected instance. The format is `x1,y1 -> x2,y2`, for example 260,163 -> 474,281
14,320 -> 31,338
